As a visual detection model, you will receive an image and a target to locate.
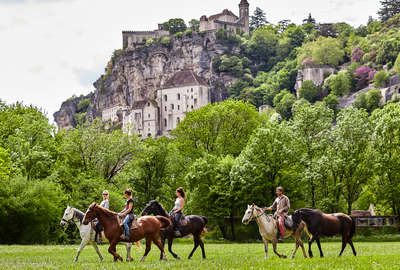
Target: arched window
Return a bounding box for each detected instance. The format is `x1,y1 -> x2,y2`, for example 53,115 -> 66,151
177,93 -> 181,100
177,117 -> 181,124
164,95 -> 168,101
164,118 -> 167,127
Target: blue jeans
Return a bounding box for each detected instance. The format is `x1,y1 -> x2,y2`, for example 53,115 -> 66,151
123,215 -> 132,237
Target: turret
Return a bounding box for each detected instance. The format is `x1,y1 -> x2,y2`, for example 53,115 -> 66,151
239,0 -> 249,33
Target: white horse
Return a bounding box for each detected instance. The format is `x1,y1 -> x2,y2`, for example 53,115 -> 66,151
242,204 -> 307,259
60,206 -> 135,262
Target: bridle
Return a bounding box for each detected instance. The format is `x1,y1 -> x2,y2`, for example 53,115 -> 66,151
249,206 -> 272,222
62,209 -> 78,224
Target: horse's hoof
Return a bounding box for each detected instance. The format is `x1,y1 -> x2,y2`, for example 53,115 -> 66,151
281,255 -> 287,259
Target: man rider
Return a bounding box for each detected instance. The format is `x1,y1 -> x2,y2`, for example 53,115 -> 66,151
264,186 -> 290,240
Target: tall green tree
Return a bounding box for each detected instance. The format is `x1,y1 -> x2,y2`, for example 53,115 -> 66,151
250,7 -> 269,30
189,19 -> 200,32
378,0 -> 400,21
162,18 -> 187,34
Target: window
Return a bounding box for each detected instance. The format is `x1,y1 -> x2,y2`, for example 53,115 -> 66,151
177,93 -> 181,100
177,117 -> 181,124
194,98 -> 197,105
191,88 -> 193,92
164,119 -> 167,127
164,95 -> 167,101
148,122 -> 150,126
177,105 -> 180,110
147,102 -> 150,107
165,106 -> 167,112
171,104 -> 174,110
191,95 -> 193,99
191,105 -> 194,109
148,114 -> 150,118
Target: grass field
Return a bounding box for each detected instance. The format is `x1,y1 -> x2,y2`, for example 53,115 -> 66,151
1,242 -> 400,269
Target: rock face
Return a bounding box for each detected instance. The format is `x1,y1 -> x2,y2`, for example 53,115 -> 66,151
295,66 -> 335,97
54,32 -> 235,130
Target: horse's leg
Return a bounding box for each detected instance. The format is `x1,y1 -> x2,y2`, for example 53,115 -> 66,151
159,237 -> 165,260
263,239 -> 269,259
272,238 -> 287,259
140,237 -> 152,262
339,235 -> 348,257
308,236 -> 315,258
74,239 -> 88,262
188,238 -> 200,259
348,239 -> 357,256
315,237 -> 324,258
153,237 -> 167,261
108,241 -> 123,262
168,237 -> 180,259
198,237 -> 206,259
290,237 -> 300,259
125,243 -> 133,262
92,242 -> 104,262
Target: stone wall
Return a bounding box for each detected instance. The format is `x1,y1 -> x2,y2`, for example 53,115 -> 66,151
295,66 -> 335,97
122,30 -> 169,49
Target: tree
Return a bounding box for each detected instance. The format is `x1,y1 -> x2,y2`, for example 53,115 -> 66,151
189,19 -> 200,32
278,19 -> 291,32
378,0 -> 400,22
370,103 -> 400,215
303,13 -> 316,25
326,108 -> 372,214
273,91 -> 296,119
247,26 -> 279,65
298,80 -> 320,102
297,37 -> 345,67
292,103 -> 334,207
354,89 -> 382,113
329,71 -> 352,96
395,52 -> 400,74
250,7 -> 268,30
162,18 -> 187,34
374,70 -> 390,87
323,93 -> 339,114
172,100 -> 262,159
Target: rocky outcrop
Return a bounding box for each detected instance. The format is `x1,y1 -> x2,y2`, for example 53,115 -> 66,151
54,32 -> 235,130
295,66 -> 335,97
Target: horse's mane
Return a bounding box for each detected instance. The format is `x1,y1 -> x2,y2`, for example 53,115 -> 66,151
72,208 -> 85,222
145,200 -> 169,216
92,203 -> 118,217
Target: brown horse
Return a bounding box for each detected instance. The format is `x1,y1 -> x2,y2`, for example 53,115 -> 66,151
140,200 -> 208,260
292,208 -> 356,258
83,203 -> 171,262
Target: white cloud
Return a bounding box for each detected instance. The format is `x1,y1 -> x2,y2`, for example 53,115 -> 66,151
0,0 -> 380,122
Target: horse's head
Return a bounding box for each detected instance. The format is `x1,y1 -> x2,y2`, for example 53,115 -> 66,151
291,209 -> 302,231
82,203 -> 97,225
140,200 -> 163,216
60,206 -> 74,226
242,204 -> 260,225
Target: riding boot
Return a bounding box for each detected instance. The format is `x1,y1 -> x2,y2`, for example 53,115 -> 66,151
120,233 -> 130,241
97,233 -> 103,245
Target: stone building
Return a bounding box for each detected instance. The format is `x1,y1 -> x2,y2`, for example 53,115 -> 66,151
199,0 -> 250,34
122,24 -> 169,49
102,105 -> 128,122
121,70 -> 210,138
157,70 -> 210,136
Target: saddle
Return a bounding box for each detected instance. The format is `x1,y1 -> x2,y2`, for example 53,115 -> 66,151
275,216 -> 294,231
169,211 -> 187,226
118,214 -> 138,230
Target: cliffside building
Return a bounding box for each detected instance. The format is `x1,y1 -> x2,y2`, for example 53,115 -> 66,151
122,24 -> 169,49
122,70 -> 210,138
199,0 -> 250,34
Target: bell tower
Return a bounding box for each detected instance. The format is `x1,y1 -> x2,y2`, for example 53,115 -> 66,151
239,0 -> 250,33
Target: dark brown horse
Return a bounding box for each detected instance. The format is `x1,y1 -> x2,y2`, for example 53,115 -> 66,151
292,208 -> 356,258
140,200 -> 208,260
83,203 -> 171,262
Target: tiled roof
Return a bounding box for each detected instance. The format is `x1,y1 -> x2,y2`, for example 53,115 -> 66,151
163,70 -> 208,89
132,100 -> 155,109
209,9 -> 238,21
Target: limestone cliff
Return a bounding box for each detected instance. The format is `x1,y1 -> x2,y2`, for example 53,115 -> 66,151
54,32 -> 235,129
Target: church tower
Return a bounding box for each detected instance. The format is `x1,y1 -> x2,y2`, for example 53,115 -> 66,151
239,0 -> 250,33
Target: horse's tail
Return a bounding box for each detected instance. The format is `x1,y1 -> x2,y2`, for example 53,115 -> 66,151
201,216 -> 208,235
349,216 -> 356,239
156,216 -> 172,229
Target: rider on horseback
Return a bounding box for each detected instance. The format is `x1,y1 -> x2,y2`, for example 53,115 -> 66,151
119,188 -> 136,241
172,187 -> 185,236
264,186 -> 290,240
95,190 -> 109,244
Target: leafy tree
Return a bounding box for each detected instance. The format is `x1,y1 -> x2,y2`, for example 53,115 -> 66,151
370,103 -> 400,215
378,0 -> 400,22
297,37 -> 344,66
278,19 -> 291,32
323,93 -> 339,114
250,7 -> 269,30
329,71 -> 352,96
303,13 -> 316,25
162,18 -> 187,34
172,100 -> 261,159
273,90 -> 296,119
292,103 -> 334,207
374,70 -> 390,87
229,79 -> 250,98
77,98 -> 90,113
354,89 -> 382,113
298,80 -> 319,102
354,93 -> 368,110
0,147 -> 10,180
375,37 -> 400,65
247,26 -> 279,66
189,19 -> 200,32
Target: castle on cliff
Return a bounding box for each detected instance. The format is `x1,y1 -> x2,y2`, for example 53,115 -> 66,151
122,0 -> 250,49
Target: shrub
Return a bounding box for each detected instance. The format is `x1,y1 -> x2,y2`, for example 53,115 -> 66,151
174,32 -> 183,38
199,30 -> 206,37
184,29 -> 193,37
161,37 -> 172,47
323,93 -> 339,114
273,90 -> 296,120
329,71 -> 352,96
301,56 -> 316,66
145,38 -> 154,47
351,47 -> 364,63
297,36 -> 345,66
354,93 -> 367,110
395,52 -> 400,74
354,88 -> 382,113
354,66 -> 372,90
77,98 -> 90,113
373,70 -> 390,87
298,80 -> 319,102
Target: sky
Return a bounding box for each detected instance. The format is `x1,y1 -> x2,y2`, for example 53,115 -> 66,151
0,0 -> 379,122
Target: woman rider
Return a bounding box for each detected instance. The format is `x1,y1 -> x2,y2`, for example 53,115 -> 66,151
118,188 -> 135,241
172,187 -> 185,236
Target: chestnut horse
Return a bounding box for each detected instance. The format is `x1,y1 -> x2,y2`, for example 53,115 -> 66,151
83,203 -> 171,262
292,208 -> 356,258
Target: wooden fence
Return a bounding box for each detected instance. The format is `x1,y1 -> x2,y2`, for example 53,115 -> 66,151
352,216 -> 399,228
